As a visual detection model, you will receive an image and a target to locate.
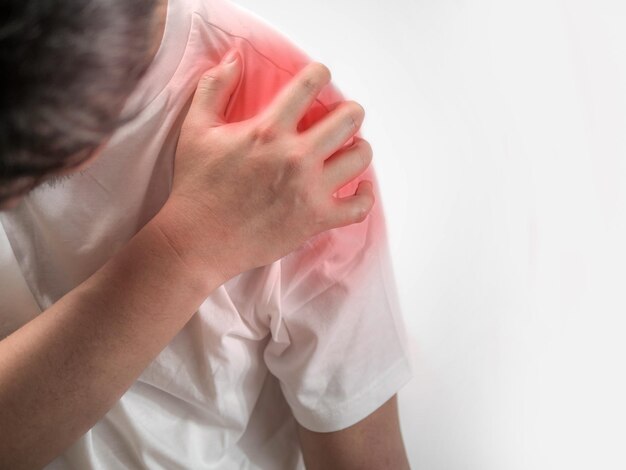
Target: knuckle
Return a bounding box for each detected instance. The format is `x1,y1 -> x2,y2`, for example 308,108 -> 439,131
351,101 -> 365,115
310,204 -> 328,230
199,72 -> 223,90
301,63 -> 331,95
300,76 -> 319,96
312,62 -> 332,84
286,139 -> 310,161
354,204 -> 369,223
346,114 -> 358,132
345,102 -> 365,129
250,123 -> 279,145
358,140 -> 373,166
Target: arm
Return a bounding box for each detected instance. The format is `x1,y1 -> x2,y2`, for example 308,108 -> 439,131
296,394 -> 411,470
0,205 -> 222,469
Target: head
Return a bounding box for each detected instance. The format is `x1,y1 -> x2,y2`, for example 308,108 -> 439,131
0,0 -> 164,210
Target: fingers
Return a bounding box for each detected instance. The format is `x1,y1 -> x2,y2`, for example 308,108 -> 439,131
326,180 -> 375,229
322,137 -> 373,194
262,62 -> 332,130
301,100 -> 365,161
190,48 -> 242,126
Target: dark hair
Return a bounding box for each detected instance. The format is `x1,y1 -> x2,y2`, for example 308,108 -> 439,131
0,0 -> 159,204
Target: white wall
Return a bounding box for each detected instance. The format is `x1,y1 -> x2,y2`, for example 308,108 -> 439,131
230,1 -> 626,468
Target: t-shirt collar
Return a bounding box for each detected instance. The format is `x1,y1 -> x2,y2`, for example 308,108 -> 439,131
120,0 -> 194,116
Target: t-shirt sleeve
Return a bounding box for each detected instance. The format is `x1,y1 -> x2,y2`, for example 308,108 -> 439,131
265,189 -> 415,434
210,0 -> 415,433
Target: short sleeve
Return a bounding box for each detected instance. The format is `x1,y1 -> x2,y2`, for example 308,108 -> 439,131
263,123 -> 415,432
265,188 -> 415,433
210,0 -> 415,433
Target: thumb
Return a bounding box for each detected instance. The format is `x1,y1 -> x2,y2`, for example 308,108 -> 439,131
191,48 -> 242,126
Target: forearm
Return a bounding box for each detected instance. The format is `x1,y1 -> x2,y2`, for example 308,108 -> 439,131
0,206 -> 222,469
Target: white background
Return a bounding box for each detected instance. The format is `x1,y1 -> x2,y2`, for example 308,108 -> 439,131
231,1 -> 626,468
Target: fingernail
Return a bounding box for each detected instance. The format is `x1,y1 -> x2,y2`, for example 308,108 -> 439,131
222,49 -> 239,64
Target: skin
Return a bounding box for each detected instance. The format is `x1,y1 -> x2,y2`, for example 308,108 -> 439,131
297,394 -> 411,470
0,1 -> 410,468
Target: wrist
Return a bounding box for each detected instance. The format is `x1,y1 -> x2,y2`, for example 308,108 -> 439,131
149,198 -> 234,292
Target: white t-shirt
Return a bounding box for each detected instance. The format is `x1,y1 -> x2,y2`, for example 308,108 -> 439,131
0,0 -> 414,468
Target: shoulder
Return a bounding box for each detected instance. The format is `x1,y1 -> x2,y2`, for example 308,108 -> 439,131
191,0 -> 312,73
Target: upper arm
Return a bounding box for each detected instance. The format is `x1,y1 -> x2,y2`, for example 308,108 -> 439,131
295,394 -> 411,470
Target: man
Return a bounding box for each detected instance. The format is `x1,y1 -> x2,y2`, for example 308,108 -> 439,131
0,0 -> 414,467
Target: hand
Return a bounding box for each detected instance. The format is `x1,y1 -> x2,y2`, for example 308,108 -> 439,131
157,49 -> 374,281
